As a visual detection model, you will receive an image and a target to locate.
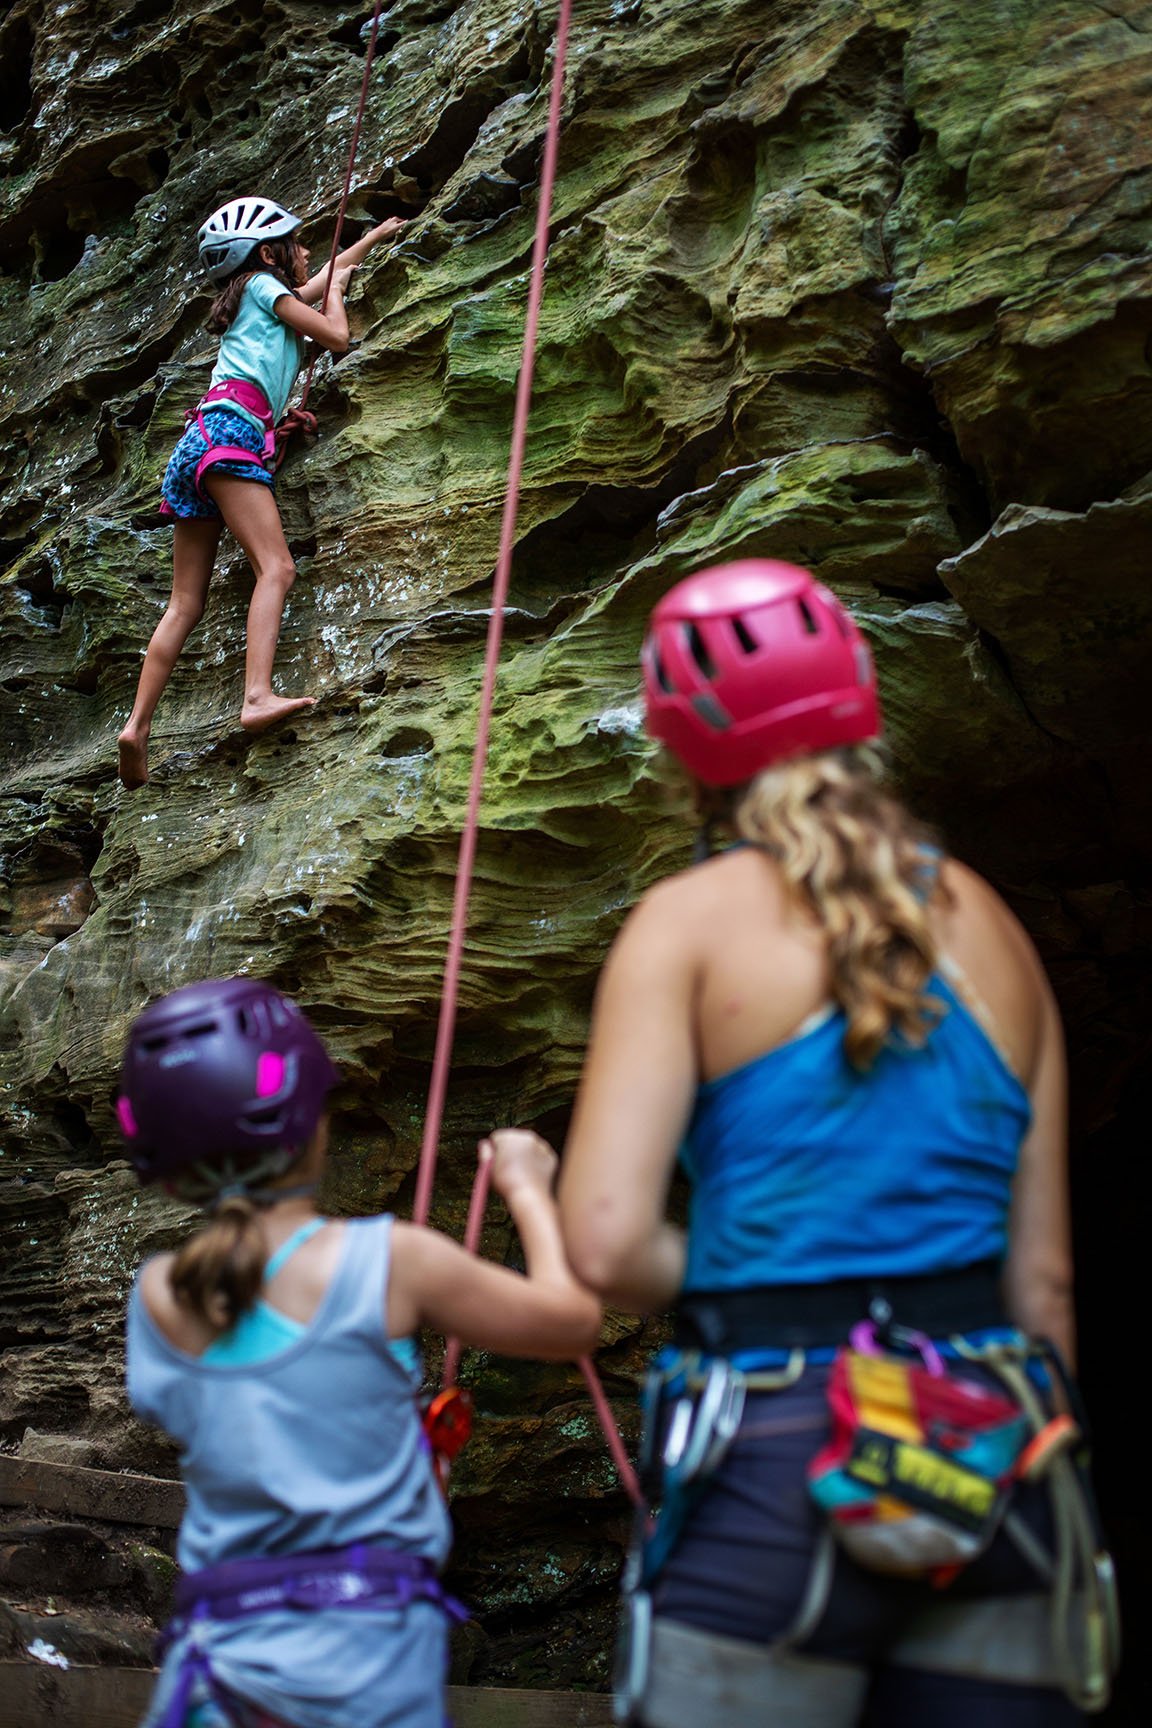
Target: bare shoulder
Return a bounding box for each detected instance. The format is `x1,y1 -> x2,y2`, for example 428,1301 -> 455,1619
136,1253 -> 183,1332
626,848 -> 788,934
138,1253 -> 175,1307
937,857 -> 1056,1084
938,859 -> 1044,975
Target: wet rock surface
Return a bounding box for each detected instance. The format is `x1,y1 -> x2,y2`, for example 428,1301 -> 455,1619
1,0 -> 1149,1703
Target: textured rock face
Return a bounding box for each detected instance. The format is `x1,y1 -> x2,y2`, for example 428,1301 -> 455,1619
1,0 -> 1149,1694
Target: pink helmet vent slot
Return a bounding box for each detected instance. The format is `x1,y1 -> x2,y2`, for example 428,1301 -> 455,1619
117,1097 -> 139,1138
255,1051 -> 286,1098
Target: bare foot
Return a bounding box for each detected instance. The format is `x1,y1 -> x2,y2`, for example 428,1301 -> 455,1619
117,729 -> 149,790
240,693 -> 317,734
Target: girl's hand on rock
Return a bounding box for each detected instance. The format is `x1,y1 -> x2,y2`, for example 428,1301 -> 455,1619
368,217 -> 407,245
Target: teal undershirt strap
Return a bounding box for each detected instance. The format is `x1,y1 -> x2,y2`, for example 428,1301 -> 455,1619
201,1219 -> 327,1366
263,1216 -> 327,1281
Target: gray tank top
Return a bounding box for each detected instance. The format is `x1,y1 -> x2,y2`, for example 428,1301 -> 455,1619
126,1214 -> 451,1574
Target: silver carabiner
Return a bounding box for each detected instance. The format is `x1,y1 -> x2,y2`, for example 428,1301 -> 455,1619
675,1358 -> 746,1487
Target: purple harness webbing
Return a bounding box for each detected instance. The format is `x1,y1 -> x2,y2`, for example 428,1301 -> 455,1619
155,1543 -> 467,1728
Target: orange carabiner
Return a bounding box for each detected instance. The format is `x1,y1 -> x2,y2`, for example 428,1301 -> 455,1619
423,1386 -> 474,1492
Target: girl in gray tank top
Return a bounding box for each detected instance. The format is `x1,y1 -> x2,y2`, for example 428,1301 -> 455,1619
118,978 -> 600,1728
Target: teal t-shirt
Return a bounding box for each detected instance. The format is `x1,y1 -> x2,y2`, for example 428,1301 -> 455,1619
210,271 -> 304,423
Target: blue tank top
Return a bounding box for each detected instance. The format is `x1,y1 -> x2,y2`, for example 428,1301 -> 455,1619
210,272 -> 304,423
681,972 -> 1031,1291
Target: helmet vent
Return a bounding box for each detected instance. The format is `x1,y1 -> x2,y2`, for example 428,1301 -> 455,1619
140,1018 -> 216,1050
685,624 -> 716,680
233,202 -> 248,228
237,1001 -> 270,1039
651,646 -> 675,695
797,598 -> 820,635
691,692 -> 731,731
732,617 -> 758,655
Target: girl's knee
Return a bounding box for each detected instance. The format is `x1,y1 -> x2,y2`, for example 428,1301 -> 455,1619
167,597 -> 205,631
256,556 -> 296,594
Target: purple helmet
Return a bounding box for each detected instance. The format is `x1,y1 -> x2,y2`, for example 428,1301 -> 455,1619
117,977 -> 339,1192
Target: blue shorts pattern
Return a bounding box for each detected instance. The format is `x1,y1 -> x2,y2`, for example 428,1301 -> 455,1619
160,409 -> 274,521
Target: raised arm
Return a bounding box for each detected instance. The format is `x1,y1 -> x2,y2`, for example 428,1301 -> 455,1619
557,884 -> 699,1313
272,272 -> 352,354
388,1131 -> 601,1361
298,217 -> 407,305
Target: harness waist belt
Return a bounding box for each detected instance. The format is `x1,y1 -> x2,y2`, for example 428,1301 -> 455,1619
156,1542 -> 467,1728
675,1260 -> 1006,1354
171,1540 -> 462,1621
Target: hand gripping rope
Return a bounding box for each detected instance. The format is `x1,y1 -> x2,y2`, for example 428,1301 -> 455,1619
408,0 -> 644,1509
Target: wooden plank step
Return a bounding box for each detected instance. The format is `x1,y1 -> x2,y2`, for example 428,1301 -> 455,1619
0,1455 -> 183,1529
0,1664 -> 614,1726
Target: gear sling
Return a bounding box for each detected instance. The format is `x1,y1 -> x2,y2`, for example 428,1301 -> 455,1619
615,1268 -> 1119,1724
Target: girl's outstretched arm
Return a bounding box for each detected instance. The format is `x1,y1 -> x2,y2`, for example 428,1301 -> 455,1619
298,217 -> 406,305
388,1131 -> 601,1361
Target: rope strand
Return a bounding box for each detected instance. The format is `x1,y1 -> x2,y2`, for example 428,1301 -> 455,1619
406,1 -> 644,1508
297,0 -> 387,414
413,0 -> 573,1229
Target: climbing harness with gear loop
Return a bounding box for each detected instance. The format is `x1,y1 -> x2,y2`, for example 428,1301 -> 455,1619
613,1275 -> 1119,1722
951,1335 -> 1120,1713
614,1349 -> 802,1724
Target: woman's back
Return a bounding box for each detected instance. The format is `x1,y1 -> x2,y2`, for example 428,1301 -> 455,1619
674,847 -> 1045,1091
642,845 -> 1062,1302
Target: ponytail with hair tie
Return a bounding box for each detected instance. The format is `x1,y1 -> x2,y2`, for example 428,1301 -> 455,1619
170,1195 -> 269,1333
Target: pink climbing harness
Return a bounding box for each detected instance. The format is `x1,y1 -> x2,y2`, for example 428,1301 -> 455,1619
189,377 -> 277,498
167,377 -> 319,510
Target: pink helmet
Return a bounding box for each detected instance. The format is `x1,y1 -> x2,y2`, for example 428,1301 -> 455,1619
641,559 -> 879,786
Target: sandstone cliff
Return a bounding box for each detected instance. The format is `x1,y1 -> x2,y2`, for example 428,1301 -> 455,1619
1,0 -> 1148,1692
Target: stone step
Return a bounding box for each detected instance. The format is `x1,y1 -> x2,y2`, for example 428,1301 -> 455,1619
0,1455 -> 182,1530
0,1664 -> 614,1726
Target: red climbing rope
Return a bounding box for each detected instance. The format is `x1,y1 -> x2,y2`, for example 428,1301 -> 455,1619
441,1151 -> 494,1390
296,0 -> 388,417
408,0 -> 645,1510
413,0 -> 572,1229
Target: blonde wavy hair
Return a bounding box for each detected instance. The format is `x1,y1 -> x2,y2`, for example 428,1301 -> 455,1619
713,745 -> 947,1069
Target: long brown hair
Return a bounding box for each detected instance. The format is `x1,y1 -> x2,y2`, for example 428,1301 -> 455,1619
721,744 -> 946,1069
170,1197 -> 268,1332
207,236 -> 300,334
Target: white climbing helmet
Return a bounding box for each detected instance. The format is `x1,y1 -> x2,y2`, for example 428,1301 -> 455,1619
197,196 -> 301,284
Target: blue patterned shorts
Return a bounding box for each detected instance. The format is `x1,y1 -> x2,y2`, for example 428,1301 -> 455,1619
160,409 -> 275,521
